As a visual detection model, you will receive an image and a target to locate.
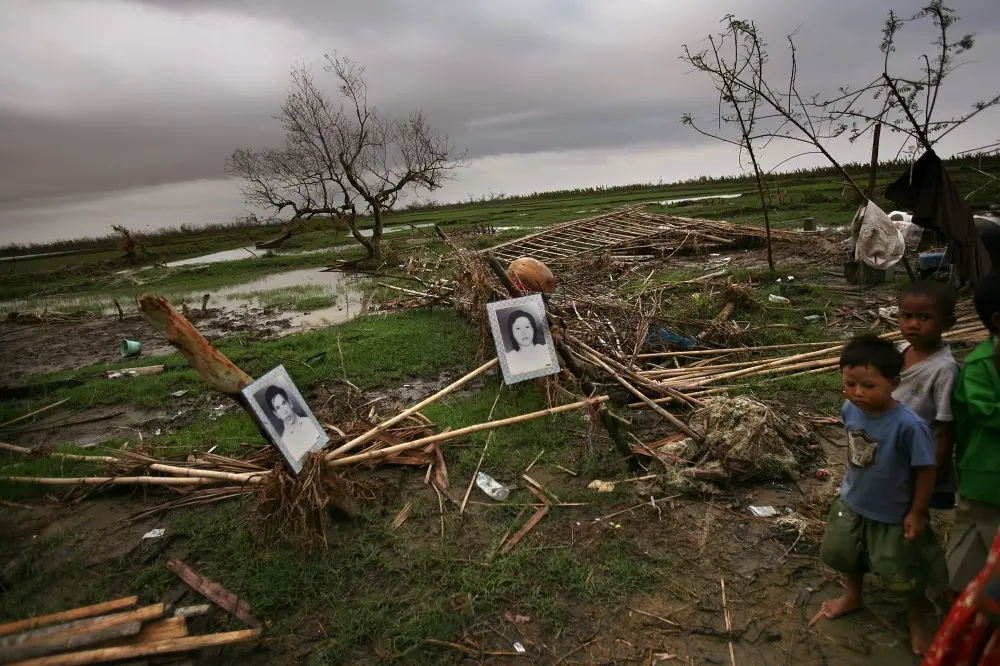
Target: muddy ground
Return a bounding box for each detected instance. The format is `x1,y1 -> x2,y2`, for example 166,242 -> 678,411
0,371 -> 949,665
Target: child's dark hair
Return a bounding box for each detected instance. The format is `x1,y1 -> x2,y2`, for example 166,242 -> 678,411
974,272 -> 1000,333
839,334 -> 904,380
900,279 -> 956,318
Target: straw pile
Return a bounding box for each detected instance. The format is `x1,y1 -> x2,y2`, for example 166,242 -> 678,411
683,396 -> 814,481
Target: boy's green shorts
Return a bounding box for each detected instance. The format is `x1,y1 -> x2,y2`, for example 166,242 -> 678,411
820,497 -> 947,595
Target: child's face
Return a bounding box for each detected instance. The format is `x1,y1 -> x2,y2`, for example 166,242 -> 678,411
899,294 -> 950,349
843,364 -> 898,415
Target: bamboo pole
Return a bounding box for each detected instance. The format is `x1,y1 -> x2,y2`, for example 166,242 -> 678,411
0,399 -> 71,430
0,598 -> 138,638
5,628 -> 262,666
637,341 -> 842,359
328,397 -> 609,468
0,476 -> 218,486
148,464 -> 267,485
326,359 -> 499,460
573,346 -> 703,441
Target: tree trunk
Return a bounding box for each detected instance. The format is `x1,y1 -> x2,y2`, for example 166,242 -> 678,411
344,212 -> 378,261
370,205 -> 385,263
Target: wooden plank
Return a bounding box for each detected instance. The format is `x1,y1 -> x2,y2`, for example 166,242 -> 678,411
0,623 -> 142,664
106,618 -> 188,647
5,628 -> 262,666
166,558 -> 260,629
0,599 -> 139,638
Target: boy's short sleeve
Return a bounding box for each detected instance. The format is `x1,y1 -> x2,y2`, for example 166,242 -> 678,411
907,418 -> 937,467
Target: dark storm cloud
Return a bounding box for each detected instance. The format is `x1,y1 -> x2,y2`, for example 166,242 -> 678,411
1,0 -> 999,237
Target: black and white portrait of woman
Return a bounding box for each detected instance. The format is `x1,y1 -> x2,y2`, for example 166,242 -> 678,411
242,365 -> 329,474
487,294 -> 561,384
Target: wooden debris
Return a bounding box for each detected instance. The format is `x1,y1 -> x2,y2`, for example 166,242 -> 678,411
4,628 -> 261,666
0,598 -> 139,638
166,558 -> 261,629
391,502 -> 413,531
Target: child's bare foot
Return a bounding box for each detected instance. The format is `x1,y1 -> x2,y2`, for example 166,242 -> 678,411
820,593 -> 863,619
909,602 -> 932,656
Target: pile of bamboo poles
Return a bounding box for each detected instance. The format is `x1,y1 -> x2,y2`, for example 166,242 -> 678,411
630,313 -> 989,402
0,596 -> 259,665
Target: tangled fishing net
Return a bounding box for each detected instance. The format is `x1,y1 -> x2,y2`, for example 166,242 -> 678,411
683,396 -> 817,481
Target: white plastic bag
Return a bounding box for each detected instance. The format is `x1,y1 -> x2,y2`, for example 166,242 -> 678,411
854,202 -> 905,270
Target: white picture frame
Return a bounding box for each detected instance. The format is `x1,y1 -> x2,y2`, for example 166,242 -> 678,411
241,365 -> 329,474
487,294 -> 561,385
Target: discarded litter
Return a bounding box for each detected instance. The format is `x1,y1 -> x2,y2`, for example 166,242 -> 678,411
749,505 -> 778,517
803,315 -> 822,322
476,472 -> 510,501
878,306 -> 899,319
513,642 -> 526,654
588,480 -> 616,493
646,327 -> 696,348
816,468 -> 832,480
142,528 -> 166,540
120,339 -> 143,357
171,390 -> 190,398
768,294 -> 791,304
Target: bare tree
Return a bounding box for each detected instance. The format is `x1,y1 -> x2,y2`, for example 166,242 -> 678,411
819,1 -> 1000,157
681,17 -> 776,272
227,55 -> 465,263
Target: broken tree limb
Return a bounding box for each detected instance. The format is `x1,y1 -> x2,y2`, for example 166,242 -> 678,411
326,358 -> 499,460
166,557 -> 261,629
138,296 -> 252,398
328,397 -> 609,469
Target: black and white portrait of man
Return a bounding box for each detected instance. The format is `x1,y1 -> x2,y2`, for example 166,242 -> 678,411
243,365 -> 329,474
487,294 -> 560,384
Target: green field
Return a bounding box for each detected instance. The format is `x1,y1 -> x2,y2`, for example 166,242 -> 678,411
3,152 -> 998,305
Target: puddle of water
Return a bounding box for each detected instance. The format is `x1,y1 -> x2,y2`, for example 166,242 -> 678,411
163,223 -> 438,268
658,193 -> 742,206
1,268 -> 368,331
206,268 -> 366,329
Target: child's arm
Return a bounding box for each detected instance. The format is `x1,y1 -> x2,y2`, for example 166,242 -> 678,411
964,360 -> 1000,429
932,421 -> 954,471
905,466 -> 935,540
905,420 -> 938,540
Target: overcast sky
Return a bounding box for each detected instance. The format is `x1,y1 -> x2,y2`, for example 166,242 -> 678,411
1,0 -> 998,245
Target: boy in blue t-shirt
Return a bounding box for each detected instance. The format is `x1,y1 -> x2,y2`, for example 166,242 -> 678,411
818,334 -> 947,656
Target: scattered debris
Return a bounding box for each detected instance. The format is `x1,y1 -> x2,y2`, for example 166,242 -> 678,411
749,505 -> 778,518
166,557 -> 261,629
0,595 -> 260,664
588,480 -> 617,493
142,528 -> 166,540
120,339 -> 143,357
476,472 -> 510,501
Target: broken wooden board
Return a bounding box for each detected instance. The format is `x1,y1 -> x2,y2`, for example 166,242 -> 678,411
165,558 -> 260,628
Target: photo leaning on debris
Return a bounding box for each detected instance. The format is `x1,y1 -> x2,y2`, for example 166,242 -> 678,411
2,4 -> 1000,665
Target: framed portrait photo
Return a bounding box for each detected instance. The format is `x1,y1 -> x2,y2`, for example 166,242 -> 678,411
242,365 -> 329,474
487,294 -> 561,385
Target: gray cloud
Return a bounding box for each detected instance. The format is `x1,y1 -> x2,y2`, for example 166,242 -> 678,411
1,0 -> 999,241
